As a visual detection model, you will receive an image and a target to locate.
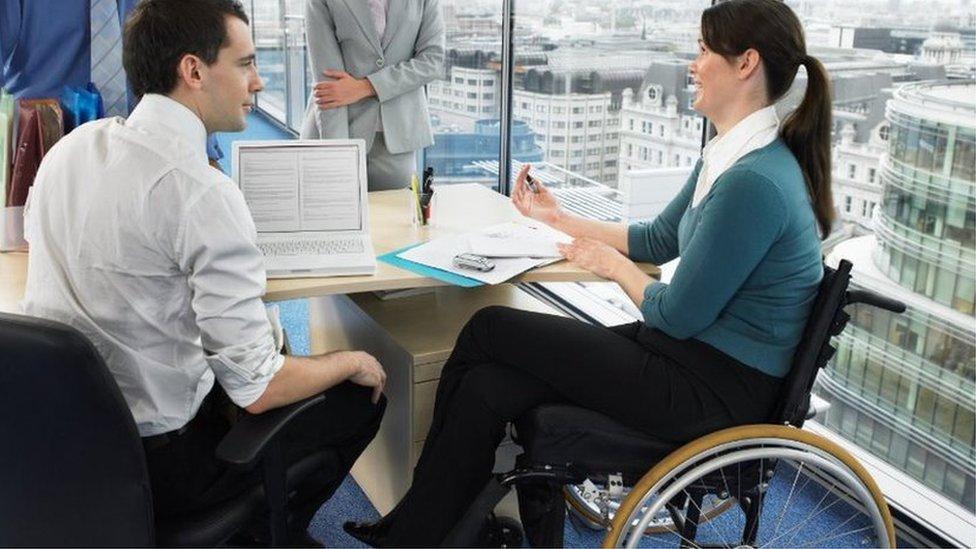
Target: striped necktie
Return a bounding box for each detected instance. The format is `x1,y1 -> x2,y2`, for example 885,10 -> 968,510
90,0 -> 128,117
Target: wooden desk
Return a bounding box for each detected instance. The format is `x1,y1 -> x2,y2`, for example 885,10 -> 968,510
265,184 -> 658,300
0,184 -> 658,312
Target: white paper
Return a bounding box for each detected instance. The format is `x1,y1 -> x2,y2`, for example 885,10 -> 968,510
239,147 -> 361,233
467,221 -> 571,258
398,233 -> 557,285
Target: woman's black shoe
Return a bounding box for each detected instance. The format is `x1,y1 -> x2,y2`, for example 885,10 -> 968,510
342,520 -> 389,547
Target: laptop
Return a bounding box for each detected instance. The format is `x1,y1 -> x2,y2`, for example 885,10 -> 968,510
232,139 -> 376,278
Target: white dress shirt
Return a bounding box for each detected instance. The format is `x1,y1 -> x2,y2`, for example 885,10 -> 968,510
23,94 -> 284,436
692,105 -> 780,208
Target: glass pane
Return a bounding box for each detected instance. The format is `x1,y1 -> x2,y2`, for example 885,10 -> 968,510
513,0 -> 710,318
807,0 -> 976,516
252,0 -> 287,123
420,2 -> 505,192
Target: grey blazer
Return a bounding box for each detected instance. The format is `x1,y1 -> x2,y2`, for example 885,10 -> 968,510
300,0 -> 444,154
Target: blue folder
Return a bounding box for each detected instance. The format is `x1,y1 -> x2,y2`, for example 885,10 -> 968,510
378,244 -> 484,288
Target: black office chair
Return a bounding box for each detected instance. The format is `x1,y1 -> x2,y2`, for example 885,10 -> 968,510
445,259 -> 907,548
0,312 -> 330,547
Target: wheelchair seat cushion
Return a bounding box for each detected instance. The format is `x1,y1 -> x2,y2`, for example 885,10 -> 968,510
514,404 -> 679,484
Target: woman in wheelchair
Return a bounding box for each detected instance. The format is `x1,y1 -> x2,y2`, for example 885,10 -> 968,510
346,0 -> 840,546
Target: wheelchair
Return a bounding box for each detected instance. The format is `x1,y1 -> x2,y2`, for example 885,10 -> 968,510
444,259 -> 906,548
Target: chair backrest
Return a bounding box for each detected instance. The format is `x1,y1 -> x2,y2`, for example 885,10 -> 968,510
0,313 -> 154,547
772,260 -> 853,427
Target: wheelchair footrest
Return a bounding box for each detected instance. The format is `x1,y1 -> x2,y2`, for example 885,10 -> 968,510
498,463 -> 589,487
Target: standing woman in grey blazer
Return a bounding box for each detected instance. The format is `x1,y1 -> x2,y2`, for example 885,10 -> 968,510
301,0 -> 445,190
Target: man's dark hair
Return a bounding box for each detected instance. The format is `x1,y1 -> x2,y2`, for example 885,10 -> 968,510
123,0 -> 249,98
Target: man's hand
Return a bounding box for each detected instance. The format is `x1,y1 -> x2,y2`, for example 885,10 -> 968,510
557,237 -> 630,281
345,351 -> 387,403
314,70 -> 376,110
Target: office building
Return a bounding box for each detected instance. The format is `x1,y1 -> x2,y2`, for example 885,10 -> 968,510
818,80 -> 976,510
423,119 -> 544,185
833,122 -> 887,234
618,60 -> 703,174
513,63 -> 643,186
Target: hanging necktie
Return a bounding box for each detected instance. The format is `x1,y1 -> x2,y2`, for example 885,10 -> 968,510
90,0 -> 128,118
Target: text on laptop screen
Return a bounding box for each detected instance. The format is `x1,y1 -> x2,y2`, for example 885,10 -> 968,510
238,144 -> 363,233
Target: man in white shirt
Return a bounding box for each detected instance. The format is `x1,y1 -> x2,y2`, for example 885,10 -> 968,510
22,0 -> 385,541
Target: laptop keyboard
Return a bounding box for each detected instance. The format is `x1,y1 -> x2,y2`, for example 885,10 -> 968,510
258,238 -> 365,257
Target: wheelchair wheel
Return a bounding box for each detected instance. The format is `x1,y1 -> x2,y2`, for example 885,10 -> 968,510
564,483 -> 735,533
602,424 -> 895,548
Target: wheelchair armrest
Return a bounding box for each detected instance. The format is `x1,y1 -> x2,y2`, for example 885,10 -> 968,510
215,393 -> 326,470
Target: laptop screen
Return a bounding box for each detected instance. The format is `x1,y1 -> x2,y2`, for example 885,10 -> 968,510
233,141 -> 365,234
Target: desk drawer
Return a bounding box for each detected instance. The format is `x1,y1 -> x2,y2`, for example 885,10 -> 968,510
415,360 -> 445,383
412,378 -> 438,442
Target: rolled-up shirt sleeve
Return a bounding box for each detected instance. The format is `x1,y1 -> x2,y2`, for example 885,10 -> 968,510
177,183 -> 284,408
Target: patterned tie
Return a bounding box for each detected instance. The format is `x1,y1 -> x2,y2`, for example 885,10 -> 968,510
367,0 -> 386,40
90,0 -> 128,117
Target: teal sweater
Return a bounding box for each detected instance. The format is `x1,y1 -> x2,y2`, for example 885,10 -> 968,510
627,139 -> 823,378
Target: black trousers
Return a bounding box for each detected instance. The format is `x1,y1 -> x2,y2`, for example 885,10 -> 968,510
381,306 -> 783,547
142,381 -> 386,536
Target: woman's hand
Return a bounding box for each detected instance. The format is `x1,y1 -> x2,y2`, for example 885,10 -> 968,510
314,70 -> 376,110
557,237 -> 630,281
512,164 -> 564,226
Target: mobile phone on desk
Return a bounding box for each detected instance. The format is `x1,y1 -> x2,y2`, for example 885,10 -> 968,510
452,253 -> 495,272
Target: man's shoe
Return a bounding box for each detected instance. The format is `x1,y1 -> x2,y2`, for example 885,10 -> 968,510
342,520 -> 389,547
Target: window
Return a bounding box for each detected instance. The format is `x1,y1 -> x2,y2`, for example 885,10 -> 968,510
869,167 -> 877,183
845,195 -> 852,213
573,122 -> 584,129
467,79 -> 477,85
848,164 -> 857,179
572,107 -> 584,114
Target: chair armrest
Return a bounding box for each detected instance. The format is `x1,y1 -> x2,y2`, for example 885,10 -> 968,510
215,394 -> 326,470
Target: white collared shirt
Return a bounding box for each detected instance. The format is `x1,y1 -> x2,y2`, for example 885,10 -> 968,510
692,105 -> 780,208
23,94 -> 284,436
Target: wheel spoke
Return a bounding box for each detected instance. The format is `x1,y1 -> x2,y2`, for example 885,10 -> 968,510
682,489 -> 730,548
770,461 -> 808,541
